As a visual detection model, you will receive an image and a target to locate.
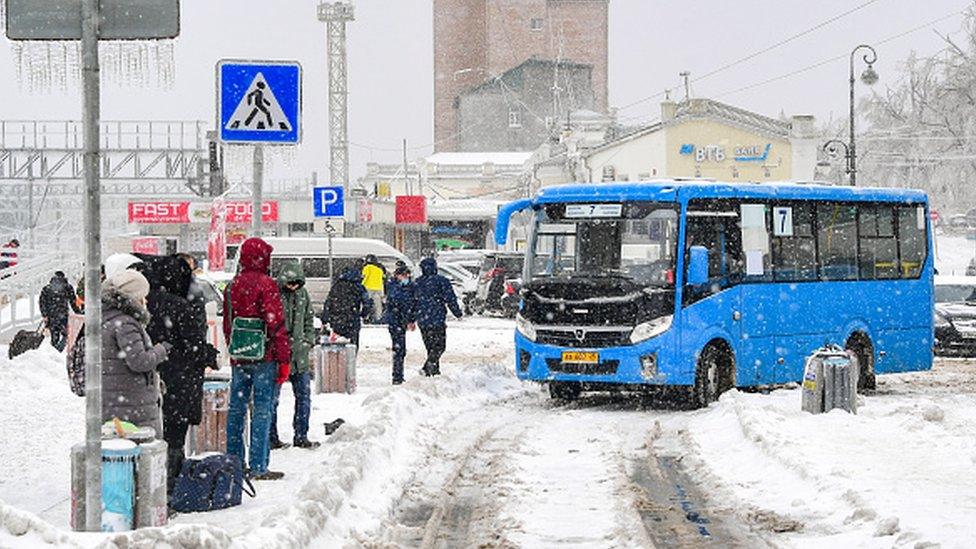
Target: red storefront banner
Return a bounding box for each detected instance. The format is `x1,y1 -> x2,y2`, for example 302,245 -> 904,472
395,195 -> 427,224
128,200 -> 278,224
224,201 -> 279,224
207,196 -> 227,271
128,201 -> 190,224
131,237 -> 161,255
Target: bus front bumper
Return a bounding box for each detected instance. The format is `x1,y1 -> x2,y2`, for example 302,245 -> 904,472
514,330 -> 692,386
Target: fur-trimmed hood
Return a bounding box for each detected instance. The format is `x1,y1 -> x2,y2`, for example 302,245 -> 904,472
101,286 -> 151,325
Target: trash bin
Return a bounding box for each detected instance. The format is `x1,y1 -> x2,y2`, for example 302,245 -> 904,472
801,345 -> 858,414
100,439 -> 140,532
314,341 -> 357,394
134,439 -> 168,528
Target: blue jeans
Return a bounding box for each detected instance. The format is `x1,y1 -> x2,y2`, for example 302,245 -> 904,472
270,371 -> 311,443
227,362 -> 276,474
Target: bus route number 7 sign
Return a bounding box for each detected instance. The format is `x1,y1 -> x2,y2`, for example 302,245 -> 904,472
773,206 -> 793,237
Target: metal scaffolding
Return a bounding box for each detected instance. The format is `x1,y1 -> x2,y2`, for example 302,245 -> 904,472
318,1 -> 354,192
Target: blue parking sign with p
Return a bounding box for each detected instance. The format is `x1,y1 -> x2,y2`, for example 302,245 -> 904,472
313,186 -> 344,218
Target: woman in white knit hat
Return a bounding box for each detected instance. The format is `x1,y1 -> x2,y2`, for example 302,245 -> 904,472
100,269 -> 171,433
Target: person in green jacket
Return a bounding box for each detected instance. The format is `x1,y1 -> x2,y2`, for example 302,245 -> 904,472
270,261 -> 320,449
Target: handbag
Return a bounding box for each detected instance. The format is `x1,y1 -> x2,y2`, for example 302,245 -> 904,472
225,282 -> 267,362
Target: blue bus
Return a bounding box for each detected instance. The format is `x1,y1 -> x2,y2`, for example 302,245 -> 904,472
495,181 -> 933,406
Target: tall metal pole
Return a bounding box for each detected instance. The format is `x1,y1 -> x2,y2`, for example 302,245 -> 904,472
252,144 -> 264,235
403,138 -> 410,195
848,44 -> 878,187
319,2 -> 354,193
81,0 -> 103,532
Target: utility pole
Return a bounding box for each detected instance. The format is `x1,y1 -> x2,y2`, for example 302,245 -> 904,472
403,138 -> 410,195
81,0 -> 103,532
252,144 -> 264,235
680,71 -> 691,101
319,2 -> 354,193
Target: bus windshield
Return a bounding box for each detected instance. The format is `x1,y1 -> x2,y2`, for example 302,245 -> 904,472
529,202 -> 679,287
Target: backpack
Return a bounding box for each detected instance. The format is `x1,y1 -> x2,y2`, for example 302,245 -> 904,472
66,326 -> 86,396
170,454 -> 255,513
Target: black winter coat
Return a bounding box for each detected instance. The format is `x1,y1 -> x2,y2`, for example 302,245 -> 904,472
40,274 -> 75,326
322,268 -> 372,338
141,255 -> 217,426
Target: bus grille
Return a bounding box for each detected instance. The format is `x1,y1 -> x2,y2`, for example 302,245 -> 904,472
546,359 -> 620,375
536,328 -> 632,348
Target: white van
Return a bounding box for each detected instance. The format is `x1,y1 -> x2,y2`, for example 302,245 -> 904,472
261,237 -> 414,312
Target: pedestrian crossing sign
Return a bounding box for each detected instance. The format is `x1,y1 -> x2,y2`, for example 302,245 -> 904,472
217,60 -> 301,144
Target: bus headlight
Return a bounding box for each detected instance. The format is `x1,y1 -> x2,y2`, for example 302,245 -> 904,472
516,314 -> 537,342
630,315 -> 672,344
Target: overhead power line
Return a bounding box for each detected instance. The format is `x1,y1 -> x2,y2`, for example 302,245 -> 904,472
617,0 -> 886,112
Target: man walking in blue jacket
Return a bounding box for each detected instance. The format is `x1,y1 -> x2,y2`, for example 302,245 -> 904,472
413,258 -> 463,376
384,265 -> 416,384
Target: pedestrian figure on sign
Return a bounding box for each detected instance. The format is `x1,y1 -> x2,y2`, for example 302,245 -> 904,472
413,258 -> 463,376
244,82 -> 274,129
385,265 -> 416,385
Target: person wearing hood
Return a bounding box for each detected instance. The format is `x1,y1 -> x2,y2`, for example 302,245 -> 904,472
222,237 -> 291,481
384,265 -> 416,385
40,271 -> 76,351
361,254 -> 386,323
104,253 -> 145,281
270,261 -> 319,449
413,258 -> 463,376
139,254 -> 218,495
100,270 -> 170,432
321,260 -> 373,349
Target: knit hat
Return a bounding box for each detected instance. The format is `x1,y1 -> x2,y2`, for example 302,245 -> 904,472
106,269 -> 150,302
104,253 -> 145,280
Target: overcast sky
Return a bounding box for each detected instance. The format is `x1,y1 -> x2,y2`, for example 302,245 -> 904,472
0,0 -> 970,184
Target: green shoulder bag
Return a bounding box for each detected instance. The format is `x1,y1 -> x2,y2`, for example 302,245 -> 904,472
226,283 -> 267,362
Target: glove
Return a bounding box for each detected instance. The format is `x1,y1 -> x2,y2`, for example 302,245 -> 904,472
275,362 -> 290,385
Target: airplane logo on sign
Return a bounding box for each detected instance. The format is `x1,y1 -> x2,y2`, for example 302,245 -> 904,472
224,73 -> 291,131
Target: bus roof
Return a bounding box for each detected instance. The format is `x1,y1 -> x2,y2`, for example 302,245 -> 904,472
532,180 -> 928,205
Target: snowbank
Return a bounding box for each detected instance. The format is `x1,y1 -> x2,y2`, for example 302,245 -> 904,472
664,365 -> 976,548
0,318 -> 525,548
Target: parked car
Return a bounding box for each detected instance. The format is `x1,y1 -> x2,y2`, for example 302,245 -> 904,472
934,275 -> 976,357
472,251 -> 524,317
438,249 -> 486,277
948,214 -> 973,234
438,262 -> 478,315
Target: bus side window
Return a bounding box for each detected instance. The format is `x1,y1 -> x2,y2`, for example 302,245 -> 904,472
897,205 -> 927,278
772,203 -> 816,281
685,200 -> 743,301
858,204 -> 898,280
817,203 -> 858,280
740,203 -> 770,280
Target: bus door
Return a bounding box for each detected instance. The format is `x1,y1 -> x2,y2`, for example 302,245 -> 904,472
737,204 -> 778,384
682,201 -> 747,381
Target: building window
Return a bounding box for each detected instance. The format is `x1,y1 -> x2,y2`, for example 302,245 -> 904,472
508,108 -> 523,128
530,18 -> 544,31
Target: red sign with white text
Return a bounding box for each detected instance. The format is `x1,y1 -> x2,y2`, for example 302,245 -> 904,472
224,201 -> 279,224
128,202 -> 189,224
131,237 -> 161,255
395,195 -> 427,224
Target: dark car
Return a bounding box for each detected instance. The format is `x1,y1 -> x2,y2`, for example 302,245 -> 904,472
934,276 -> 976,357
472,251 -> 524,317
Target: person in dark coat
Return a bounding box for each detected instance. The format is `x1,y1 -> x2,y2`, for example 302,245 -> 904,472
100,270 -> 170,432
140,254 -> 218,494
384,265 -> 416,385
40,271 -> 76,351
321,263 -> 373,349
413,258 -> 463,376
222,237 -> 292,481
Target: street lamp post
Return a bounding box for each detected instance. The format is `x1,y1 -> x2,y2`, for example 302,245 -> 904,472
822,139 -> 851,181
847,44 -> 879,186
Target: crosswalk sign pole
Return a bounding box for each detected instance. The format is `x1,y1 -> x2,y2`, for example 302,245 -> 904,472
252,144 -> 264,236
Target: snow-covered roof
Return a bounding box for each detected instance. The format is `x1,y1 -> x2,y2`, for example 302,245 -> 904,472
424,152 -> 533,167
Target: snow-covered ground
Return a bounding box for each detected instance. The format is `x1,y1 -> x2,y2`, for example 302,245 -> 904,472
935,232 -> 976,276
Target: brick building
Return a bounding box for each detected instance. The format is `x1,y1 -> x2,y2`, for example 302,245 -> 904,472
433,0 -> 609,152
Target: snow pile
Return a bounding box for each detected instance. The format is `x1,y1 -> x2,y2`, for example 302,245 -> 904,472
666,374 -> 976,548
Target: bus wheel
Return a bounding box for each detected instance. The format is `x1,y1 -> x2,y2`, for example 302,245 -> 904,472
549,382 -> 582,401
693,342 -> 735,409
846,333 -> 876,391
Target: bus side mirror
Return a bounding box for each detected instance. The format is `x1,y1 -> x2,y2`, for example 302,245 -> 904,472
687,246 -> 709,286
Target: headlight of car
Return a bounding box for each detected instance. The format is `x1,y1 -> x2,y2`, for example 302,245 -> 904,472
630,315 -> 673,344
934,312 -> 951,329
515,313 -> 537,342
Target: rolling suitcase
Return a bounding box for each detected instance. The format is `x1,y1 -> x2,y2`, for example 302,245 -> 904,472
314,341 -> 357,394
9,323 -> 45,359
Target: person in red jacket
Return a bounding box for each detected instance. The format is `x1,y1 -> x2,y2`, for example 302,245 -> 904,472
222,237 -> 291,480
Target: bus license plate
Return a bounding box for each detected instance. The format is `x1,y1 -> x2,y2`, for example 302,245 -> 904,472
562,351 -> 599,364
